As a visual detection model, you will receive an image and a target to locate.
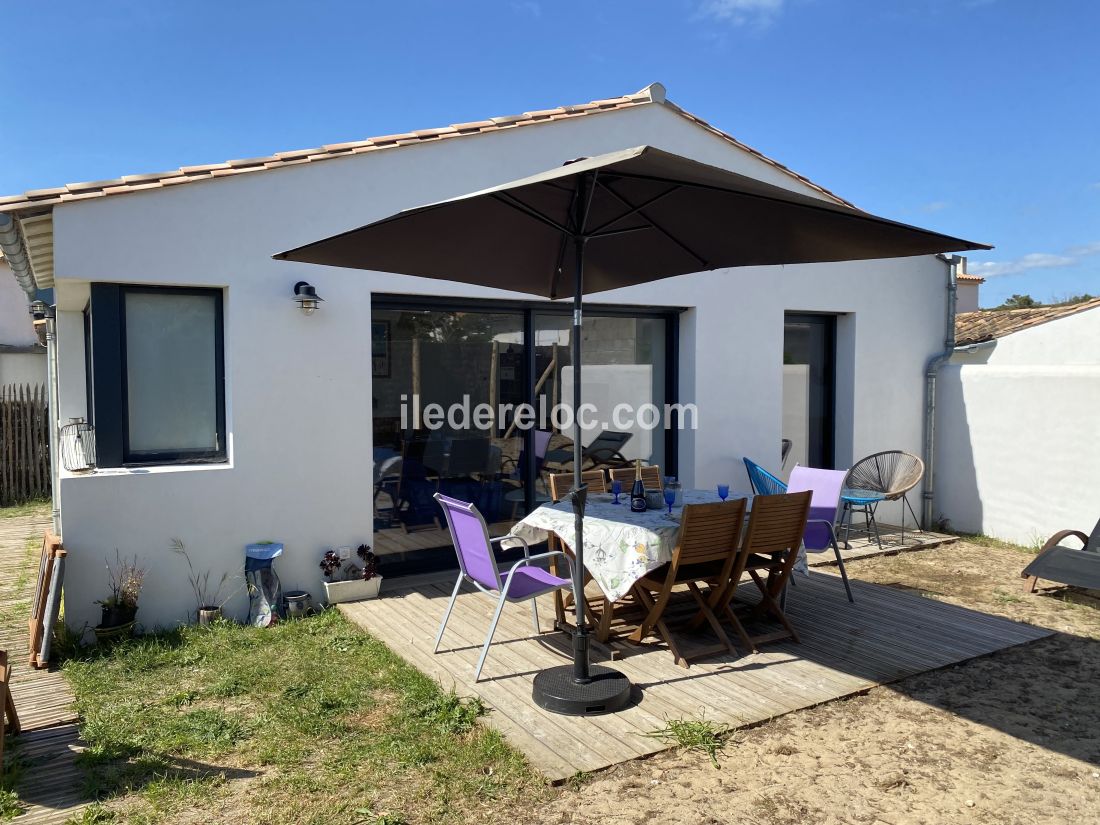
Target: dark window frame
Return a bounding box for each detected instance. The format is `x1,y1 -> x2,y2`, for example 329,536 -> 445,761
89,283 -> 227,468
783,312 -> 836,469
371,293 -> 681,515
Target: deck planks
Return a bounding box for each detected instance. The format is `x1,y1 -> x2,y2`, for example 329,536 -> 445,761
0,510 -> 87,823
341,568 -> 1051,781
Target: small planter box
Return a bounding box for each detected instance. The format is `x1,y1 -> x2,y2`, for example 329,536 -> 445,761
323,577 -> 382,604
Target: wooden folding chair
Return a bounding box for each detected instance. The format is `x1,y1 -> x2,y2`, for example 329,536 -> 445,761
607,464 -> 663,492
707,491 -> 811,652
547,470 -> 608,632
627,499 -> 747,667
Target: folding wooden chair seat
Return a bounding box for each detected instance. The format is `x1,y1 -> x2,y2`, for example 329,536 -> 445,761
709,491 -> 811,652
627,499 -> 748,667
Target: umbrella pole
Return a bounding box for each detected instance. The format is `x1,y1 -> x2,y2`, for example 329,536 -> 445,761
571,235 -> 590,683
531,191 -> 631,715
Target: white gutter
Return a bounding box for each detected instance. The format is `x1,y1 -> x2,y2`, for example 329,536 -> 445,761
0,213 -> 38,298
921,254 -> 962,530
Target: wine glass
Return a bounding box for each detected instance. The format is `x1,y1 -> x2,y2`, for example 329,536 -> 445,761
717,484 -> 730,502
611,478 -> 623,505
664,487 -> 677,516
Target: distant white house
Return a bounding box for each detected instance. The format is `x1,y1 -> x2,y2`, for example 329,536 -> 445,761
0,254 -> 45,386
0,84 -> 976,631
936,294 -> 1100,545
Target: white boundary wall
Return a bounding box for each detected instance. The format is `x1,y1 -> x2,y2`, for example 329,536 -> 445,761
935,306 -> 1100,545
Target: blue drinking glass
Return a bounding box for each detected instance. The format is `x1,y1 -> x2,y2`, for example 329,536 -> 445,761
664,487 -> 676,515
611,478 -> 623,505
717,484 -> 730,501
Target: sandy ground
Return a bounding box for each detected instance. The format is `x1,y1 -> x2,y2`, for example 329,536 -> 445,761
520,541 -> 1100,825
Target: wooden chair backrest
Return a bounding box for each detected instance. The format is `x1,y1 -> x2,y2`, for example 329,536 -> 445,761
549,469 -> 607,501
673,500 -> 747,568
741,491 -> 812,557
608,465 -> 663,491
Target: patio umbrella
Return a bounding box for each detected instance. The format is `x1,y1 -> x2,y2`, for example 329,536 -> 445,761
276,145 -> 989,715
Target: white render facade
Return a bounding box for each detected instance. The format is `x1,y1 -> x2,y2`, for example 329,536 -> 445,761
7,89 -> 957,632
935,305 -> 1100,546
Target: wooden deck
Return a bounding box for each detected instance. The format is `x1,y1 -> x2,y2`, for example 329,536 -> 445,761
341,569 -> 1050,781
0,510 -> 87,824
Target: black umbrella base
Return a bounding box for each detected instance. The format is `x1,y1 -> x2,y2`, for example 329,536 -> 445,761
532,665 -> 633,716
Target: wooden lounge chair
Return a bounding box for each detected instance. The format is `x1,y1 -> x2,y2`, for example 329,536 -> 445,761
628,499 -> 748,667
608,464 -> 663,492
707,491 -> 812,652
1022,517 -> 1100,593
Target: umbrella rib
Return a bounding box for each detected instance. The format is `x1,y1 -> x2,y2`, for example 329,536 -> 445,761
490,192 -> 571,235
586,185 -> 680,235
596,178 -> 709,267
588,225 -> 652,240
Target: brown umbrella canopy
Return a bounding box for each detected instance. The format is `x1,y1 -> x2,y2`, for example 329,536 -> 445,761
275,145 -> 989,298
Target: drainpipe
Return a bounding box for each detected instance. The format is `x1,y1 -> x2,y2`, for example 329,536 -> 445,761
44,306 -> 61,535
0,213 -> 38,299
921,254 -> 961,530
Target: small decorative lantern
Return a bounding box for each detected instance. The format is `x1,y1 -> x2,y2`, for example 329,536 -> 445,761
292,281 -> 324,315
59,417 -> 96,472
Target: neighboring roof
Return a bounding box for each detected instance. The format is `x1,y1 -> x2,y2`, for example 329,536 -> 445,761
957,271 -> 985,283
0,83 -> 853,214
955,297 -> 1100,346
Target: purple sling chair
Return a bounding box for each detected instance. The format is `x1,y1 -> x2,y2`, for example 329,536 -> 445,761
433,492 -> 574,682
787,466 -> 855,602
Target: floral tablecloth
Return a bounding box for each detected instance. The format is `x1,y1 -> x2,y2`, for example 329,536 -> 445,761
510,489 -> 753,602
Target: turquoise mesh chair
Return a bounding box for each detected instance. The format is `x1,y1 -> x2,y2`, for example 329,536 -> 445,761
743,457 -> 787,497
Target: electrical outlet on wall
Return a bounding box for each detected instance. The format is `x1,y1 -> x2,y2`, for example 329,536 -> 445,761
337,545 -> 352,560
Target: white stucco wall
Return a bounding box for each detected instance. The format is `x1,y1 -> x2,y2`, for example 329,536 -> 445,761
0,260 -> 39,347
935,305 -> 1100,545
49,101 -> 950,631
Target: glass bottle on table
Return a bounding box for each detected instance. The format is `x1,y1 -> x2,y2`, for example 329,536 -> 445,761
630,459 -> 647,513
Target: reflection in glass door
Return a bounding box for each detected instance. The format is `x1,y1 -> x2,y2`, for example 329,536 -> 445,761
782,314 -> 835,471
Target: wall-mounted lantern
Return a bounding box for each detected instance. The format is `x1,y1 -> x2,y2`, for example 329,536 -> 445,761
60,417 -> 97,473
293,281 -> 324,315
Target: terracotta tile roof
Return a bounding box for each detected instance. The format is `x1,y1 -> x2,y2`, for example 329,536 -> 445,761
955,298 -> 1100,346
0,83 -> 852,213
956,272 -> 985,282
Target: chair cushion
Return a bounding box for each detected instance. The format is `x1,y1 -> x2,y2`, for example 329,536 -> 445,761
503,565 -> 571,601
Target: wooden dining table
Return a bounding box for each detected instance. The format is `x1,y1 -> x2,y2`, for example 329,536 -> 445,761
510,489 -> 755,641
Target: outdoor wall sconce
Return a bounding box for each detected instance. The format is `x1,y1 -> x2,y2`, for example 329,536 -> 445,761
293,281 -> 324,315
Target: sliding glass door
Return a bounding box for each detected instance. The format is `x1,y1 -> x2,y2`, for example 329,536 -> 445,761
371,297 -> 676,575
782,313 -> 835,471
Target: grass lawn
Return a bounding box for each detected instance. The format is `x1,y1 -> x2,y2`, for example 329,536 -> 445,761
60,610 -> 547,824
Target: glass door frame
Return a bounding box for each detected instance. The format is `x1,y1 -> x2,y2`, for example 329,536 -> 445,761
783,312 -> 837,469
372,293 -> 682,515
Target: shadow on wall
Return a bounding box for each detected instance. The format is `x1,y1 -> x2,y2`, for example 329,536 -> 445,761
934,364 -> 982,533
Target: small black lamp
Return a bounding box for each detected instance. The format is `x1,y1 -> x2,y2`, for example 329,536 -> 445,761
293,281 -> 324,315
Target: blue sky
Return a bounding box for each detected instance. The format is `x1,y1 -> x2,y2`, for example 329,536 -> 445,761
2,0 -> 1097,307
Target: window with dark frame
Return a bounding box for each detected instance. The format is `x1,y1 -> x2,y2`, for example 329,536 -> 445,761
87,284 -> 226,467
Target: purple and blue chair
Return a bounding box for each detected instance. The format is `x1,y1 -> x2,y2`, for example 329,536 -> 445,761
786,466 -> 854,602
433,492 -> 574,682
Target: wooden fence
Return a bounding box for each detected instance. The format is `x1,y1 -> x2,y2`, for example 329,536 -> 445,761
0,384 -> 50,505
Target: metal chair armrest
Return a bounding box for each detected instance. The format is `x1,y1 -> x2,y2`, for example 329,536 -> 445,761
491,534 -> 531,558
504,550 -> 571,578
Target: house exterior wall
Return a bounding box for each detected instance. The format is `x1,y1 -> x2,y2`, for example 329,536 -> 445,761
935,306 -> 1100,545
48,102 -> 951,631
956,280 -> 980,312
0,260 -> 45,386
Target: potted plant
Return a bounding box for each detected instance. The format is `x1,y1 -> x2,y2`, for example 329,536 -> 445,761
95,551 -> 145,642
170,538 -> 240,625
320,544 -> 382,604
